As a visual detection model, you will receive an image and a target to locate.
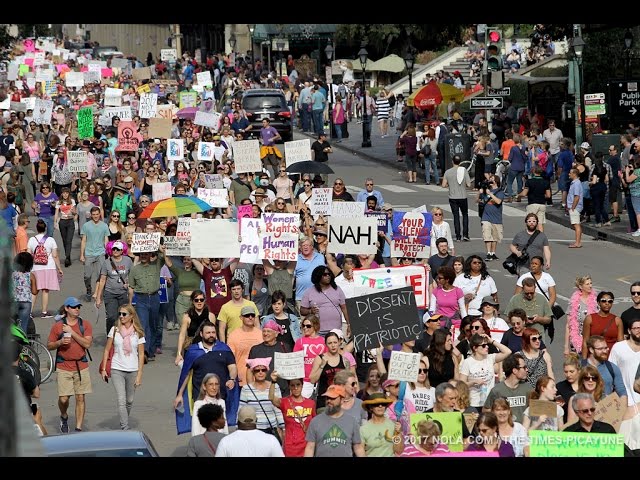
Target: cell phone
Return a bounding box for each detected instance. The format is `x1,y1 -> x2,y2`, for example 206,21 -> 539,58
103,375 -> 109,384
31,403 -> 38,415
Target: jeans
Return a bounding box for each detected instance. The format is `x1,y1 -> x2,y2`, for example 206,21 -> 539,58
449,198 -> 469,239
39,216 -> 54,237
626,194 -> 639,231
83,255 -> 102,294
590,183 -> 609,223
425,153 -> 439,184
134,293 -> 160,357
158,283 -> 175,350
363,116 -> 372,143
312,109 -> 324,135
505,169 -> 524,197
334,122 -> 343,141
300,107 -> 311,132
111,369 -> 137,430
17,301 -> 32,332
104,290 -> 129,335
58,218 -> 75,261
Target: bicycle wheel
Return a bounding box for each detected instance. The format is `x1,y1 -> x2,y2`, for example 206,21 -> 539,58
19,355 -> 41,386
29,339 -> 55,384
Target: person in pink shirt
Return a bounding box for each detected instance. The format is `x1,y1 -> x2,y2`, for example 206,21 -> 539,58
293,314 -> 326,399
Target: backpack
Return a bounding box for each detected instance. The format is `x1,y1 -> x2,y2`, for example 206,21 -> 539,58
55,316 -> 92,374
33,236 -> 49,265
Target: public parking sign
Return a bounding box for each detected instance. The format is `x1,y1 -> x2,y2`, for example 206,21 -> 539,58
470,97 -> 503,109
608,80 -> 640,125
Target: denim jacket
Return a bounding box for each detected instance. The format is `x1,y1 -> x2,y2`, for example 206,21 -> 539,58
261,313 -> 301,342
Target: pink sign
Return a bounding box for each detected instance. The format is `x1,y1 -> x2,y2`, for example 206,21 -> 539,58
101,68 -> 113,78
24,39 -> 35,52
237,204 -> 253,234
24,58 -> 34,67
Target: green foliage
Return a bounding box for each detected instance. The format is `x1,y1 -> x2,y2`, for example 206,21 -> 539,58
17,24 -> 51,39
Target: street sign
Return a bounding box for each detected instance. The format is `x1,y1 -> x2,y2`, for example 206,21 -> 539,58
470,97 -> 503,109
608,80 -> 640,127
584,92 -> 606,116
488,87 -> 510,96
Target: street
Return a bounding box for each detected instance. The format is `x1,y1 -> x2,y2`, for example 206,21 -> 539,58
32,129 -> 640,457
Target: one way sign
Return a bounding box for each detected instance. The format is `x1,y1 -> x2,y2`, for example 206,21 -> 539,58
470,97 -> 503,109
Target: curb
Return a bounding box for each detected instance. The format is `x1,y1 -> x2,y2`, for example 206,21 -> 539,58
544,210 -> 640,248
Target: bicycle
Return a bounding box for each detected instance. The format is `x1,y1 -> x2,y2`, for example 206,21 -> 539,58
12,323 -> 54,385
27,333 -> 55,384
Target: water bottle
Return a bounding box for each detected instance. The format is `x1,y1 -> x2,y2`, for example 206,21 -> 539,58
175,403 -> 185,414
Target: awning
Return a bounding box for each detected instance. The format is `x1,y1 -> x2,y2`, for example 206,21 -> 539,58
508,75 -> 568,83
368,54 -> 406,73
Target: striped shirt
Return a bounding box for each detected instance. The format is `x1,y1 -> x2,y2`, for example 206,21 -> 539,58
375,98 -> 390,120
239,383 -> 285,430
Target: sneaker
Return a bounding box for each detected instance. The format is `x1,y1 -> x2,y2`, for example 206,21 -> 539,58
611,216 -> 621,223
155,347 -> 163,355
60,416 -> 69,434
462,237 -> 470,242
632,230 -> 640,237
41,311 -> 53,319
166,322 -> 174,331
74,428 -> 82,432
491,253 -> 499,260
485,254 -> 493,261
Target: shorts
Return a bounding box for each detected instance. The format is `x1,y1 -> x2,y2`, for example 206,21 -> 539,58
609,185 -> 622,204
631,196 -> 640,213
57,368 -> 93,397
569,209 -> 582,225
526,203 -> 547,224
405,154 -> 417,172
481,221 -> 503,242
558,174 -> 570,192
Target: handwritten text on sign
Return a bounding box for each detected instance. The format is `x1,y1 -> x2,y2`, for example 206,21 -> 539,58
310,188 -> 332,216
328,216 -> 377,255
239,217 -> 261,264
352,265 -> 429,309
131,232 -> 161,253
387,351 -> 421,383
260,213 -> 299,262
233,140 -> 262,174
331,201 -> 366,218
163,236 -> 190,257
391,211 -> 433,259
67,151 -> 88,172
346,287 -> 421,351
284,139 -> 311,167
273,351 -> 305,380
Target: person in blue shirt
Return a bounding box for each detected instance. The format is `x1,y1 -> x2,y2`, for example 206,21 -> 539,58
479,175 -> 505,261
557,137 -> 575,209
582,335 -> 627,402
230,110 -> 252,137
355,178 -> 385,206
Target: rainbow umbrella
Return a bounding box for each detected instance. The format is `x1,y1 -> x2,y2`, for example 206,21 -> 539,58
138,196 -> 212,219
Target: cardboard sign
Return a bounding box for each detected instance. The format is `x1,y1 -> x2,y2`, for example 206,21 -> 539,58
131,232 -> 161,253
132,67 -> 151,81
387,351 -> 421,383
204,174 -> 224,189
233,139 -> 261,174
328,216 -> 377,255
196,71 -> 212,87
117,121 -> 142,151
189,219 -> 240,258
410,412 -> 464,452
67,150 -> 88,172
10,101 -> 26,113
160,49 -> 177,62
179,91 -> 198,109
33,98 -> 53,125
111,58 -> 130,69
391,211 -> 433,259
65,71 -> 84,88
105,87 -> 123,107
595,392 -> 626,433
136,84 -> 151,95
346,287 -> 421,352
167,139 -> 184,161
99,106 -> 132,126
194,111 -> 221,130
352,265 -> 429,310
529,430 -> 624,457
148,117 -> 172,139
273,351 -> 305,380
197,142 -> 215,161
152,182 -> 173,201
197,188 -> 228,208
139,93 -> 158,119
310,188 -> 332,216
529,399 -> 559,418
156,104 -> 178,120
83,70 -> 101,84
259,213 -> 299,262
331,201 -> 366,218
163,235 -> 191,257
77,107 -> 94,139
284,139 -> 311,166
239,217 -> 261,264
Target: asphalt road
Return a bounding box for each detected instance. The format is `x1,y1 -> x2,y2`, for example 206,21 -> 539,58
33,131 -> 640,456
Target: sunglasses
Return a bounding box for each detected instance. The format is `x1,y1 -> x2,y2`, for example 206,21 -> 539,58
350,381 -> 358,387
254,368 -> 268,373
112,214 -> 120,218
600,299 -> 614,304
433,213 -> 442,216
68,305 -> 81,309
471,325 -> 482,330
112,247 -> 122,252
418,368 -> 428,374
118,312 -> 128,317
631,291 -> 640,296
128,216 -> 136,220
302,324 -> 313,328
583,376 -> 597,381
243,313 -> 256,318
334,182 -> 343,186
577,407 -> 596,414
478,343 -> 490,348
193,298 -> 205,303
315,223 -> 326,227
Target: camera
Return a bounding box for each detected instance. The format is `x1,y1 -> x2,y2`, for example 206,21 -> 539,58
478,179 -> 491,193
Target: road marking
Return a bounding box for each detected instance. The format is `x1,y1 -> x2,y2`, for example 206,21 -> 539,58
347,185 -> 364,193
413,184 -> 445,193
377,184 -> 417,193
435,203 -> 525,218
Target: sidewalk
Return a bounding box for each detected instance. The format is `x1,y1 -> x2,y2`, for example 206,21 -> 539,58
300,122 -> 640,249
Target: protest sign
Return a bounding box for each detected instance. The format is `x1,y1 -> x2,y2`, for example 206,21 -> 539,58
196,71 -> 212,87
21,97 -> 36,111
148,118 -> 172,139
391,211 -> 433,259
131,232 -> 161,253
310,188 -> 332,216
194,111 -> 221,130
152,182 -> 173,201
33,98 -> 53,125
345,287 -> 421,352
0,97 -> 10,110
328,216 -> 377,254
132,67 -> 151,81
8,63 -> 18,81
10,101 -> 26,113
83,69 -> 100,84
25,78 -> 36,92
529,400 -> 559,418
117,121 -> 142,151
65,71 -> 84,88
239,217 -> 261,264
156,104 -> 177,120
366,211 -> 388,229
167,139 -> 185,161
163,235 -> 190,257
529,430 -> 624,457
105,87 -> 123,107
99,106 -> 132,126
331,201 -> 366,218
198,188 -> 229,208
139,93 -> 158,119
387,351 -> 421,383
237,204 -> 253,229
42,80 -> 58,97
190,219 -> 240,258
410,412 -> 464,452
259,213 -> 299,262
197,142 -> 215,161
352,265 -> 429,309
77,107 -> 94,139
158,277 -> 169,304
136,84 -> 151,95
67,151 -> 88,172
273,351 -> 305,380
233,140 -> 261,173
204,174 -> 224,189
161,49 -> 177,62
595,392 -> 626,432
179,91 -> 198,109
111,57 -> 129,69
284,139 -> 311,167
35,68 -> 53,82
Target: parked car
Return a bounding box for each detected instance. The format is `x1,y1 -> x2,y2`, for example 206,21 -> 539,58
241,89 -> 293,141
41,430 -> 159,457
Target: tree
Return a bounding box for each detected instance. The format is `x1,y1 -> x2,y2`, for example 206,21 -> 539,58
17,24 -> 51,39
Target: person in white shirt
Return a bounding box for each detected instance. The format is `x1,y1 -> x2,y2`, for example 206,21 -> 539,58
215,406 -> 284,457
542,120 -> 563,164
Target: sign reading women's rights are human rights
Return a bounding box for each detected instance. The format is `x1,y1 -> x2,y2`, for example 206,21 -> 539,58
391,211 -> 432,258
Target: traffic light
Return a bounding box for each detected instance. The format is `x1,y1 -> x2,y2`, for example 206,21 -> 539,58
488,28 -> 502,45
487,28 -> 503,72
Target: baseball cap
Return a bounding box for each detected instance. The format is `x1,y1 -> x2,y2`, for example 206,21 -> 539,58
382,203 -> 393,211
489,133 -> 497,141
423,313 -> 443,325
329,328 -> 344,340
237,406 -> 257,424
63,296 -> 82,308
322,385 -> 346,399
111,241 -> 125,251
240,306 -> 256,316
580,142 -> 591,150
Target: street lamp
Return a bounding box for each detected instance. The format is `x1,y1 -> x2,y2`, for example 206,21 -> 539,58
359,42 -> 371,148
571,35 -> 586,144
325,41 -> 335,139
247,24 -> 255,63
625,29 -> 634,79
404,49 -> 415,95
229,33 -> 236,53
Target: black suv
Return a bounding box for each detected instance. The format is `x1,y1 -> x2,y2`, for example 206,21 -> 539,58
241,89 -> 292,141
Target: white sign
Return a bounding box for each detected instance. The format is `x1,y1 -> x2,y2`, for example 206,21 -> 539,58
167,139 -> 184,161
197,142 -> 215,161
352,265 -> 430,310
233,139 -> 262,174
33,52 -> 45,67
105,87 -> 123,107
83,70 -> 101,84
310,188 -> 332,216
160,49 -> 177,62
328,216 -> 378,255
239,217 -> 261,264
152,182 -> 173,201
65,71 -> 84,88
7,64 -> 18,81
387,351 -> 421,383
189,219 -> 241,258
131,232 -> 161,253
284,139 -> 311,167
194,111 -> 221,130
67,150 -> 88,172
0,97 -> 10,110
273,351 -> 305,380
111,58 -> 129,69
21,97 -> 36,111
139,92 -> 158,119
197,188 -> 229,208
331,201 -> 366,218
162,235 -> 190,257
196,71 -> 212,87
204,174 -> 224,189
98,107 -> 133,127
33,98 -> 53,125
35,68 -> 54,82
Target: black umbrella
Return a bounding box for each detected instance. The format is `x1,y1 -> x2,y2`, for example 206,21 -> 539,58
285,161 -> 335,175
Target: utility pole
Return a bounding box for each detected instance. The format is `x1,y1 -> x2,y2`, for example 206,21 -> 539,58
174,24 -> 182,59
